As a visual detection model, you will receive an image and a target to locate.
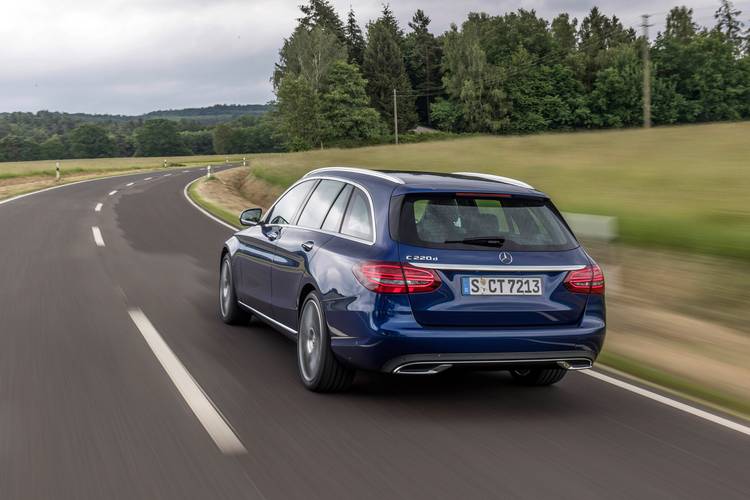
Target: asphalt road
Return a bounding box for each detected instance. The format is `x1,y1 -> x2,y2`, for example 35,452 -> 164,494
0,166 -> 748,500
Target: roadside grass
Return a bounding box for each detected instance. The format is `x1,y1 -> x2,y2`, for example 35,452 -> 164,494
598,351 -> 750,420
187,178 -> 242,229
247,121 -> 750,260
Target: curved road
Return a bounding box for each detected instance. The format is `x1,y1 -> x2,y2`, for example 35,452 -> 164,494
0,167 -> 748,499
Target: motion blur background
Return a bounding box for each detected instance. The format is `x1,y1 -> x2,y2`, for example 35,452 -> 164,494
1,0 -> 749,417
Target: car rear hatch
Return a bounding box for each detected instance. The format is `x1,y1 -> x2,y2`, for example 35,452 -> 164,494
392,191 -> 593,328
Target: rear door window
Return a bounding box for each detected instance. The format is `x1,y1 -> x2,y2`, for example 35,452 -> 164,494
321,184 -> 353,232
397,194 -> 577,251
297,180 -> 345,229
340,188 -> 373,241
266,180 -> 315,225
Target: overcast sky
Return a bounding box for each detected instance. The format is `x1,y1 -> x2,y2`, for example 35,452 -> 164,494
0,0 -> 735,115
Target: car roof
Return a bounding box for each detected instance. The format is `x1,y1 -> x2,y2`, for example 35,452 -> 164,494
303,167 -> 546,197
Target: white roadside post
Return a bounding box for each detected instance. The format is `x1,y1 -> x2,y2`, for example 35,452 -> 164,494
225,157 -> 229,164
207,165 -> 212,179
242,157 -> 247,167
163,159 -> 167,168
55,161 -> 60,182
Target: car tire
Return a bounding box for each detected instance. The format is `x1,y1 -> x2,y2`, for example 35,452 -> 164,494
297,291 -> 355,392
219,254 -> 249,325
510,367 -> 567,386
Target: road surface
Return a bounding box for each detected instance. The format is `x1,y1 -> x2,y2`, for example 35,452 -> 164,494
0,166 -> 748,499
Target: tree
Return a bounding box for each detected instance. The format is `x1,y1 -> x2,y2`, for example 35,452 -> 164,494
319,61 -> 386,144
182,130 -> 215,155
551,13 -> 578,61
276,75 -> 321,150
274,25 -> 346,93
714,0 -> 745,50
298,0 -> 345,43
344,7 -> 366,66
69,124 -> 115,158
39,134 -> 67,159
404,10 -> 443,124
578,7 -> 636,89
441,21 -> 505,132
134,119 -> 189,157
0,135 -> 41,161
588,45 -> 642,127
362,10 -> 417,132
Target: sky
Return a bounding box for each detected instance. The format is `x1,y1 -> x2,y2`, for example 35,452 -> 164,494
0,0 -> 738,115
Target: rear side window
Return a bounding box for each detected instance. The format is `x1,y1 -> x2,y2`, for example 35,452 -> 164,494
396,194 -> 577,251
341,188 -> 373,241
267,180 -> 315,225
298,180 -> 345,229
321,184 -> 353,232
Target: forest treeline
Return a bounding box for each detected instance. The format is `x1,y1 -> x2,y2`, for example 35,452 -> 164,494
273,0 -> 750,148
2,1 -> 749,162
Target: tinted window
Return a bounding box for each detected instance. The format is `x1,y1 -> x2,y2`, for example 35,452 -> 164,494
298,180 -> 345,229
397,194 -> 577,251
267,180 -> 315,225
341,188 -> 373,241
321,184 -> 353,232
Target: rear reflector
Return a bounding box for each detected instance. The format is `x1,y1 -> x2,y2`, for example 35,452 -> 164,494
353,262 -> 441,294
564,264 -> 605,294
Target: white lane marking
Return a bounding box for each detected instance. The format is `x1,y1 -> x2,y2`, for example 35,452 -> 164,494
126,182 -> 134,187
127,309 -> 246,455
91,226 -> 105,247
108,190 -> 117,196
183,170 -> 189,173
183,178 -> 238,231
94,203 -> 103,212
164,173 -> 172,177
582,370 -> 750,436
144,177 -> 153,181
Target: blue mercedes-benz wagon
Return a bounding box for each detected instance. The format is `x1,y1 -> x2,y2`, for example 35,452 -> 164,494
219,167 -> 606,392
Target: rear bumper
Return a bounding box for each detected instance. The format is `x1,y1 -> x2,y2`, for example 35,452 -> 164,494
329,317 -> 606,373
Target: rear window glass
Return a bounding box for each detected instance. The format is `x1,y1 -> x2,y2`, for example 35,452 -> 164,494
341,188 -> 373,241
396,194 -> 578,251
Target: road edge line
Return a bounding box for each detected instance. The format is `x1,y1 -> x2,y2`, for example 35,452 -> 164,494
183,177 -> 238,231
581,370 -> 750,436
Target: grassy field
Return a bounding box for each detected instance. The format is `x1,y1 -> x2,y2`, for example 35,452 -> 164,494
245,122 -> 750,260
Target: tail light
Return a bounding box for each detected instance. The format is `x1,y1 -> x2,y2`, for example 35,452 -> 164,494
564,264 -> 605,294
353,262 -> 441,294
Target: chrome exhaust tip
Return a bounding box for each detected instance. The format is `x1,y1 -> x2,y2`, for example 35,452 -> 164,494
394,363 -> 453,375
557,359 -> 593,371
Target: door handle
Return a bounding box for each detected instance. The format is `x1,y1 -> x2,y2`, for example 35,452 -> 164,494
301,241 -> 314,252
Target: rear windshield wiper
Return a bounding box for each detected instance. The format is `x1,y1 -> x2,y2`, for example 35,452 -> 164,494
444,237 -> 506,248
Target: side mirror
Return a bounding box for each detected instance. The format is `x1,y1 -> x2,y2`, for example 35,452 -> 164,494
240,208 -> 263,226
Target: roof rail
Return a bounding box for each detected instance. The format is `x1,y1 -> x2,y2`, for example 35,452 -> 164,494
305,167 -> 405,185
453,172 -> 534,190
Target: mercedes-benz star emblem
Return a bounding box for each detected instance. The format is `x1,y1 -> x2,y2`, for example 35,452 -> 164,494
499,252 -> 513,264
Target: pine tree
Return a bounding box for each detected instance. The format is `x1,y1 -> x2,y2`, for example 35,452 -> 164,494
362,10 -> 417,133
344,7 -> 366,66
298,0 -> 346,43
714,0 -> 745,50
404,10 -> 443,124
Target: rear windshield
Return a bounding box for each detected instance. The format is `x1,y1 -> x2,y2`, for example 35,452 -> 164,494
394,193 -> 578,251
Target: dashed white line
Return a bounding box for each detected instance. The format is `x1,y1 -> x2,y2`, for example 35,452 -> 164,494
164,173 -> 172,177
127,308 -> 246,455
183,170 -> 190,173
94,203 -> 103,212
582,370 -> 750,436
108,190 -> 118,196
91,226 -> 105,247
126,182 -> 134,187
144,177 -> 153,181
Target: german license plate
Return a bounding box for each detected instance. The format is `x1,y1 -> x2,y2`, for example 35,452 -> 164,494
461,276 -> 543,296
